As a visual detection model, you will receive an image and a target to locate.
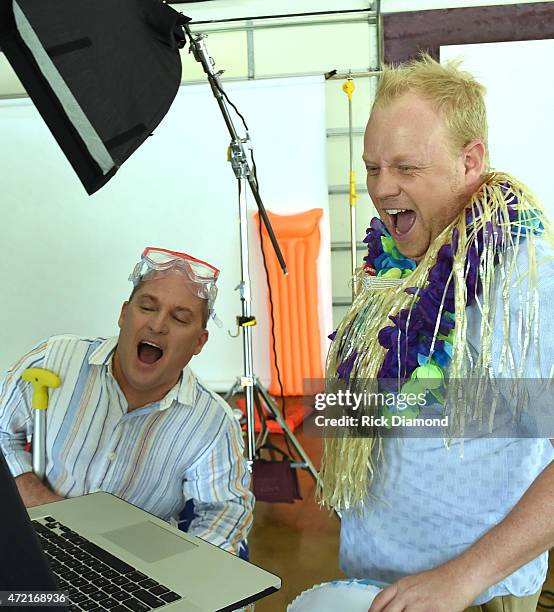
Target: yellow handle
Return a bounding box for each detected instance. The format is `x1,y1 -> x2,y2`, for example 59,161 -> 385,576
342,78 -> 355,102
21,368 -> 61,410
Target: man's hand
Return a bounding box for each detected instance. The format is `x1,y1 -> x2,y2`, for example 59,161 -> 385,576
15,472 -> 64,507
368,563 -> 479,612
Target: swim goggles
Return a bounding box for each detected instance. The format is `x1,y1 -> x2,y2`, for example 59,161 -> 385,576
129,247 -> 220,318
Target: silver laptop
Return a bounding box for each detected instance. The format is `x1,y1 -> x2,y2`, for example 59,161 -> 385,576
27,492 -> 280,611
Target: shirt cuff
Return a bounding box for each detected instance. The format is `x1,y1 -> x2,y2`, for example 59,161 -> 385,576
1,447 -> 33,479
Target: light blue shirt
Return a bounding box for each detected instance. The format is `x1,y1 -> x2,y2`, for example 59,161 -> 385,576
0,335 -> 253,554
340,238 -> 554,604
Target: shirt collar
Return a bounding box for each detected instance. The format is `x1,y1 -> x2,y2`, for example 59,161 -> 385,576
160,366 -> 196,409
89,336 -> 196,409
89,337 -> 118,366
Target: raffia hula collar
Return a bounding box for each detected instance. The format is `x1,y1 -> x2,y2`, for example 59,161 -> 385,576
319,172 -> 553,511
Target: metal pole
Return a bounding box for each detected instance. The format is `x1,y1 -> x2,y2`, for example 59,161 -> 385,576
342,75 -> 358,298
237,182 -> 257,462
33,410 -> 46,480
376,0 -> 384,72
183,23 -> 287,275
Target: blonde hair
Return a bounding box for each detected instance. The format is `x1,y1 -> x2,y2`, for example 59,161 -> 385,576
372,53 -> 489,168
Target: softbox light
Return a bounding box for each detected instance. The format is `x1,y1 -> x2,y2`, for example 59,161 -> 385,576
0,0 -> 188,194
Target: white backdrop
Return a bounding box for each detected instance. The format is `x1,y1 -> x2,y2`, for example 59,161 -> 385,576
441,39 -> 554,217
0,75 -> 331,390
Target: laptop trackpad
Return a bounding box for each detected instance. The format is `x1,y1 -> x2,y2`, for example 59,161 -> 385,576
102,521 -> 198,563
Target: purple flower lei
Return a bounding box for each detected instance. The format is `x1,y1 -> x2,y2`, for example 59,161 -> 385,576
332,183 -> 543,392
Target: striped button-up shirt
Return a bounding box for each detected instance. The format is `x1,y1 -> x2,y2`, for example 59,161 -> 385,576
0,335 -> 253,554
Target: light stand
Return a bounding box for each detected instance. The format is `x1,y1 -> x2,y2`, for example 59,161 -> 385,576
184,24 -> 318,483
343,74 -> 359,299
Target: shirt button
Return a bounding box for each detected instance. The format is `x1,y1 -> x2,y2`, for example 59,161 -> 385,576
107,452 -> 116,461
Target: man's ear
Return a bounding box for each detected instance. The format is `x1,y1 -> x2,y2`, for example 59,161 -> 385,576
462,140 -> 486,190
193,329 -> 209,356
118,301 -> 129,329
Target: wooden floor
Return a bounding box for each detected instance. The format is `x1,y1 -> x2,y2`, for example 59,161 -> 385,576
244,407 -> 554,612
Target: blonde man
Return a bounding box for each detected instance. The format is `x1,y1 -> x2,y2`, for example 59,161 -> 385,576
320,55 -> 554,612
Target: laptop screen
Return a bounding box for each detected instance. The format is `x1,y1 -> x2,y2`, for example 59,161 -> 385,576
0,449 -> 67,606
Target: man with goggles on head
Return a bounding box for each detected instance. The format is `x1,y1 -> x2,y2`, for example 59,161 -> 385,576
0,247 -> 253,556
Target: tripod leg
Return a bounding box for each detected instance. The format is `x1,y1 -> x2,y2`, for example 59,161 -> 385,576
255,382 -> 319,484
224,378 -> 242,401
252,386 -> 271,458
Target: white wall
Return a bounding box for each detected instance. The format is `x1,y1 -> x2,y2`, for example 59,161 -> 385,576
0,76 -> 331,391
441,39 -> 554,217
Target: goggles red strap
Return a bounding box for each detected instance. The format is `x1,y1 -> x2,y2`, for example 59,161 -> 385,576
143,247 -> 220,278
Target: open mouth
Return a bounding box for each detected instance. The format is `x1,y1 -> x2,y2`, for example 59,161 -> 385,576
385,208 -> 417,236
137,341 -> 164,365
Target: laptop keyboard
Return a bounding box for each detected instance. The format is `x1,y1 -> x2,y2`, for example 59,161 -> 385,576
32,517 -> 183,611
